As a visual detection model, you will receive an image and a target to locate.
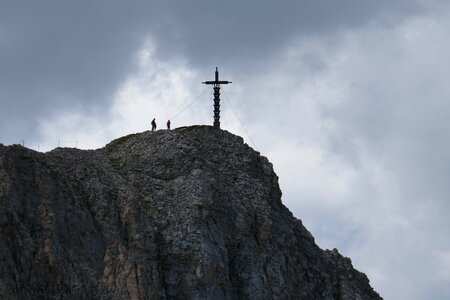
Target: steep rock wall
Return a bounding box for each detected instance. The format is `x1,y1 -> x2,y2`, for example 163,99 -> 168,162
0,126 -> 381,299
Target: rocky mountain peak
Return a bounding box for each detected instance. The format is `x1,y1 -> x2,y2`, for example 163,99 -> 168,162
0,126 -> 382,299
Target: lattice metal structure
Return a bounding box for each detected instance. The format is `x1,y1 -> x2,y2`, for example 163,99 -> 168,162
202,67 -> 231,128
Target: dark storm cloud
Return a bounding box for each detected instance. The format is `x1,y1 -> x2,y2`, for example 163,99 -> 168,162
0,1 -> 149,142
0,0 -> 425,143
154,0 -> 422,67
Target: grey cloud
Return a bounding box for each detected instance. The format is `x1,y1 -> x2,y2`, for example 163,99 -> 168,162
0,0 -> 427,144
288,16 -> 450,299
154,1 -> 423,65
1,1 -> 147,142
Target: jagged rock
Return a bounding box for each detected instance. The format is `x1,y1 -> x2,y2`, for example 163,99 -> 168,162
0,126 -> 382,299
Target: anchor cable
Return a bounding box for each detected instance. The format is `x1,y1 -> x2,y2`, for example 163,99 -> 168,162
221,91 -> 260,151
170,86 -> 209,121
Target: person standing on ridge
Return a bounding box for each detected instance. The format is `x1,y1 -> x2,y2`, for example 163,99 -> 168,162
151,118 -> 157,131
167,120 -> 171,130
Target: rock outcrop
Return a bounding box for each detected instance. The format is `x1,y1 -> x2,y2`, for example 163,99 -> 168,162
0,126 -> 382,299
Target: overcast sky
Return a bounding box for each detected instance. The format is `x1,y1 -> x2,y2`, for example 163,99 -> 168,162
2,1 -> 450,298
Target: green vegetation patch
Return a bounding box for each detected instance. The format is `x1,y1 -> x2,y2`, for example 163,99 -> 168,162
106,132 -> 140,149
177,125 -> 213,134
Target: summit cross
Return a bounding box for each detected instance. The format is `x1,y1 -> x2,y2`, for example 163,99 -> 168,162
202,67 -> 232,128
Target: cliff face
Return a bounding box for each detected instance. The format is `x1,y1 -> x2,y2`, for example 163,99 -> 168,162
0,126 -> 381,299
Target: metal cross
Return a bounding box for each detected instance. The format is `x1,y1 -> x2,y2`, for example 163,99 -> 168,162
202,67 -> 231,128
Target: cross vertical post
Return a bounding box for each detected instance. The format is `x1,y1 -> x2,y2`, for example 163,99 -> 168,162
202,67 -> 231,128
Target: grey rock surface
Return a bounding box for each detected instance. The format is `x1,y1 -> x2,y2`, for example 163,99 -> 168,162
0,126 -> 382,299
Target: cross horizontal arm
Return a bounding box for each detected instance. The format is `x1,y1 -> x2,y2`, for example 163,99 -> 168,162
202,81 -> 232,85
